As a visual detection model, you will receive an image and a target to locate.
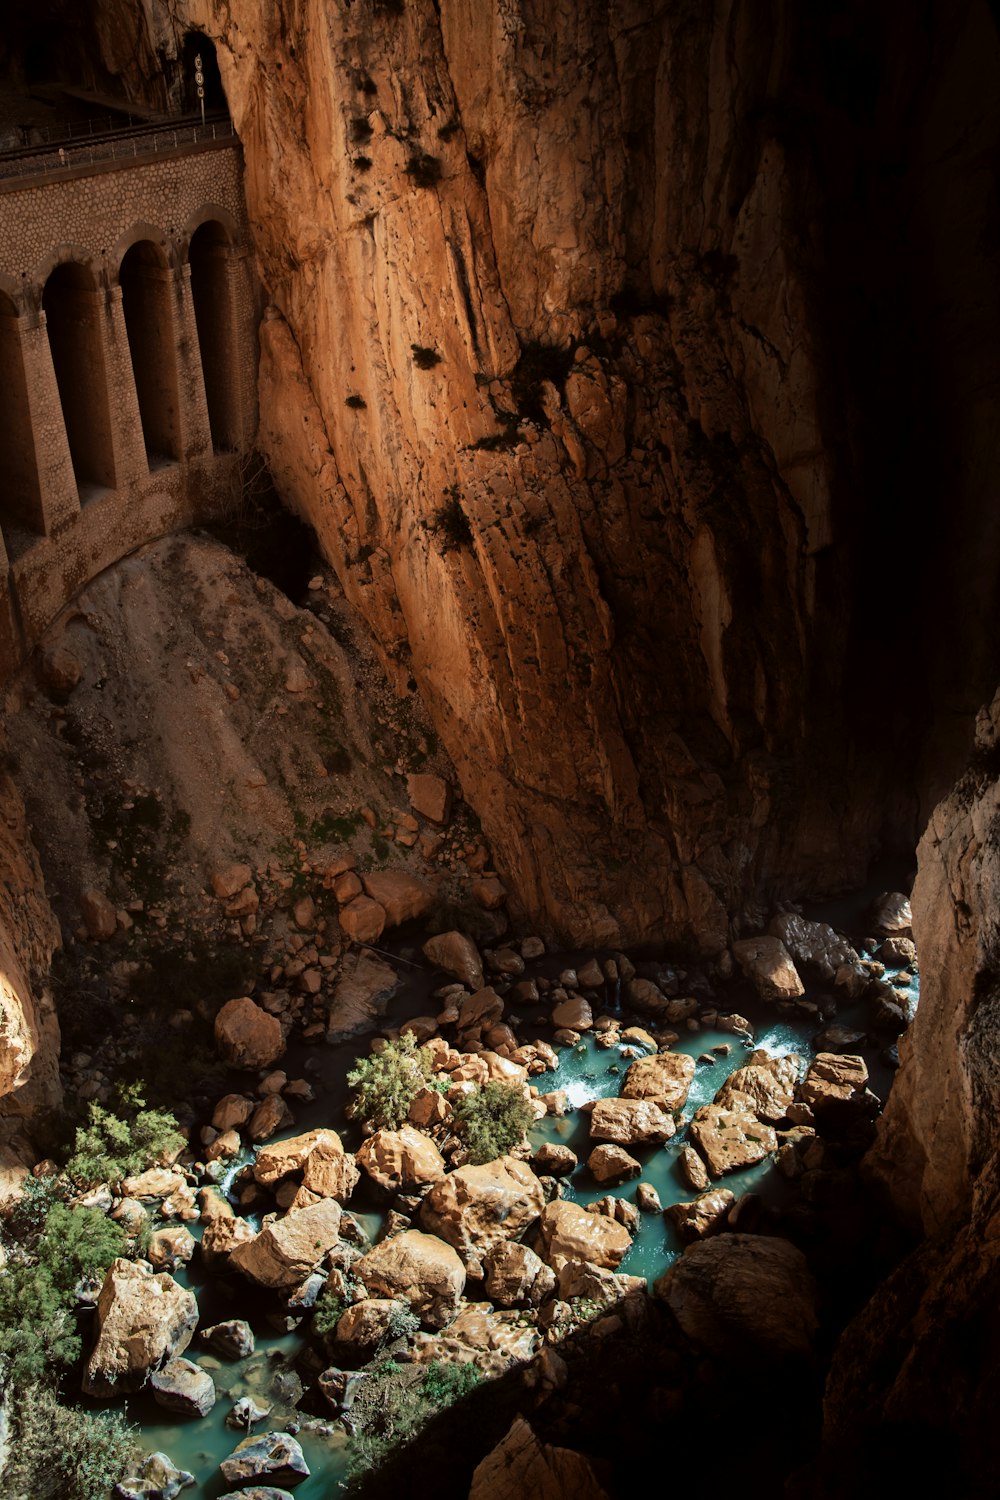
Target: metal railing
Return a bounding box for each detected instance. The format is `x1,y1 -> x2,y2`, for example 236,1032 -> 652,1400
0,117 -> 236,182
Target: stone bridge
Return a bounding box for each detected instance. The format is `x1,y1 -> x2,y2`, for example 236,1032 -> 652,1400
0,126 -> 258,677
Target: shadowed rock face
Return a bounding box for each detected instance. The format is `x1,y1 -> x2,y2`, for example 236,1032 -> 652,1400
11,2 -> 1000,952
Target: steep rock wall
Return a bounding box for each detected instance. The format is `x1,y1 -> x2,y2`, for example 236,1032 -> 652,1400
44,0 -> 1000,949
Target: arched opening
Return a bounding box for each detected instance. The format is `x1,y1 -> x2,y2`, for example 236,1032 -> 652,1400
181,33 -> 227,115
0,292 -> 45,551
43,262 -> 116,494
119,241 -> 181,467
189,220 -> 240,453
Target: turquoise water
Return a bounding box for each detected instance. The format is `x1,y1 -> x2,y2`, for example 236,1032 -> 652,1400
91,911 -> 917,1496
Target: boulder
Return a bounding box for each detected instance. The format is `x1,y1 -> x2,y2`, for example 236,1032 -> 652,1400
328,1298 -> 403,1361
220,1492 -> 294,1500
357,1125 -> 447,1192
531,1142 -> 578,1176
731,935 -> 805,1001
219,1433 -> 310,1488
420,1156 -> 545,1275
212,1093 -> 256,1131
354,1229 -> 466,1328
800,1052 -> 870,1112
360,870 -> 436,927
537,1199 -> 632,1272
80,887 -> 117,941
115,1451 -> 196,1500
83,1259 -> 198,1397
406,772 -> 452,823
589,1096 -> 675,1146
636,1182 -> 662,1213
457,986 -> 504,1032
211,862 -> 252,899
327,951 -> 399,1042
870,891 -> 913,935
225,1396 -> 272,1430
469,1416 -> 610,1500
666,1189 -> 736,1241
230,1199 -> 343,1290
151,1357 -> 216,1417
880,935 -> 917,967
408,1086 -> 451,1128
215,997 -> 284,1070
422,931 -> 485,990
248,1094 -> 294,1142
587,1144 -> 641,1185
201,1214 -> 256,1272
254,1130 -> 357,1206
551,995 -> 593,1030
654,1233 -> 819,1362
688,1102 -> 778,1178
121,1168 -> 186,1201
201,1319 -> 255,1359
620,1052 -> 696,1110
678,1145 -> 711,1192
338,895 -> 386,944
147,1226 -> 196,1271
713,1054 -> 801,1122
483,1241 -> 557,1308
767,912 -> 858,981
471,877 -> 507,910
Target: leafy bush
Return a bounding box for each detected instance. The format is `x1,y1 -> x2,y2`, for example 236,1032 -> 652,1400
454,1081 -> 534,1164
3,1383 -> 138,1500
66,1084 -> 184,1187
347,1034 -> 435,1130
312,1288 -> 348,1340
0,1199 -> 126,1386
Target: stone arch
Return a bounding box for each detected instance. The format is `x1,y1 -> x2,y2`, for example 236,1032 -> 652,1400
110,223 -> 176,280
0,288 -> 45,547
42,260 -> 116,494
0,271 -> 27,319
118,239 -> 182,465
180,203 -> 240,257
188,217 -> 241,452
31,242 -> 103,310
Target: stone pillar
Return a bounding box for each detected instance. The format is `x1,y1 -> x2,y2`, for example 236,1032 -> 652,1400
102,284 -> 148,493
17,312 -> 79,536
173,263 -> 212,460
226,244 -> 258,450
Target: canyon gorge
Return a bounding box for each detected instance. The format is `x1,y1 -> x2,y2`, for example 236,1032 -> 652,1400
0,1 -> 998,1496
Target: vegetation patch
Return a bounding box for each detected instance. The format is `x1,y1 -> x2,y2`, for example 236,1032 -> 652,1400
347,1033 -> 435,1129
454,1080 -> 534,1163
347,1357 -> 481,1477
429,488 -> 472,553
411,343 -> 442,369
66,1084 -> 184,1188
404,153 -> 442,189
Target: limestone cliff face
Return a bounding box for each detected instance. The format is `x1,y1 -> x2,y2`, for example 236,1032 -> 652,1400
0,750 -> 61,1180
69,1 -> 1000,947
817,694 -> 1000,1491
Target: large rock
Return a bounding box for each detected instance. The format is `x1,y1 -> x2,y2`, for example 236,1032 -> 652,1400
219,1433 -> 310,1488
587,1144 -> 641,1184
406,772 -> 452,824
420,1156 -> 545,1274
422,931 -> 485,990
713,1053 -> 801,1122
870,891 -> 913,936
536,1199 -> 632,1273
150,1357 -> 217,1417
688,1101 -> 778,1178
469,1416 -> 610,1500
229,1199 -> 343,1289
83,1258 -> 198,1397
589,1096 -> 676,1145
354,1229 -> 466,1328
654,1233 -> 818,1362
800,1052 -> 869,1112
201,1319 -> 255,1360
201,1214 -> 257,1271
731,935 -> 805,1001
338,895 -> 386,944
361,869 -> 436,926
214,997 -> 284,1070
357,1125 -> 447,1192
115,1451 -> 196,1499
328,1298 -> 405,1362
327,951 -> 399,1042
483,1241 -> 556,1308
666,1188 -> 736,1241
620,1052 -> 696,1110
767,911 -> 858,981
457,986 -> 504,1032
254,1129 -> 360,1202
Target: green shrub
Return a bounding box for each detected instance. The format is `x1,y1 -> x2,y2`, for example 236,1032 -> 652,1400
454,1081 -> 534,1164
421,1359 -> 480,1406
347,1034 -> 435,1130
312,1288 -> 347,1340
0,1199 -> 125,1386
347,1357 -> 481,1477
66,1084 -> 184,1188
3,1383 -> 138,1500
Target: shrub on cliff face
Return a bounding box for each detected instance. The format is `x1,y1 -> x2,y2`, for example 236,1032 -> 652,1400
346,1034 -> 434,1130
454,1081 -> 534,1164
66,1083 -> 184,1187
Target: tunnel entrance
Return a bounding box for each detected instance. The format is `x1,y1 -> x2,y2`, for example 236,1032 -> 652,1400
181,33 -> 227,115
189,220 -> 240,453
119,241 -> 181,467
42,262 -> 116,495
0,292 -> 45,552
